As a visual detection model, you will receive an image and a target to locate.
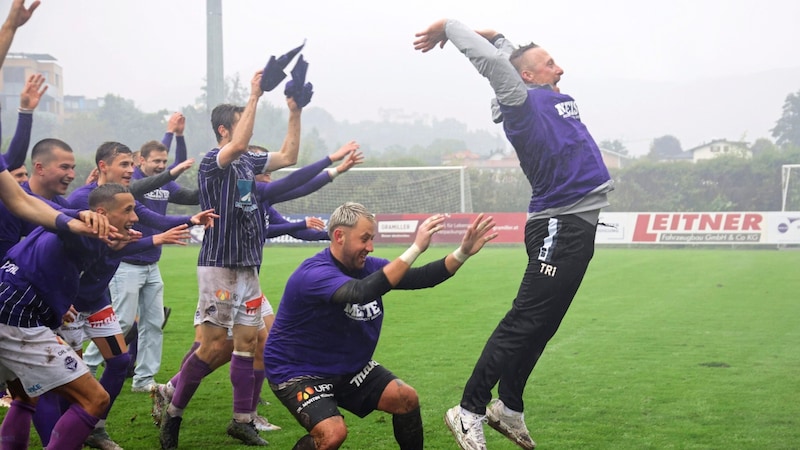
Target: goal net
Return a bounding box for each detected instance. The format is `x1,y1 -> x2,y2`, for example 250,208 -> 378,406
270,166 -> 472,215
782,164 -> 800,212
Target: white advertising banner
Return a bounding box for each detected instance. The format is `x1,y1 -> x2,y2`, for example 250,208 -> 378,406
596,212 -> 800,245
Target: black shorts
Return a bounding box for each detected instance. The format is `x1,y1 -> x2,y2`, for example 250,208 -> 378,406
269,360 -> 397,431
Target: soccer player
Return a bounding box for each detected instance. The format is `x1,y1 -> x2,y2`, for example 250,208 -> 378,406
0,183 -> 142,450
262,203 -> 497,450
159,69 -> 303,449
415,19 -> 614,449
152,141 -> 363,434
66,142 -> 215,449
1,73 -> 47,185
82,136 -> 198,395
0,0 -> 109,241
0,138 -> 76,257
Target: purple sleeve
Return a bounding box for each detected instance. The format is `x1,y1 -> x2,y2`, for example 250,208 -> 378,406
134,202 -> 189,231
161,132 -> 174,150
167,135 -> 188,170
266,207 -> 328,241
272,172 -> 332,204
111,236 -> 156,257
255,156 -> 331,203
3,112 -> 32,170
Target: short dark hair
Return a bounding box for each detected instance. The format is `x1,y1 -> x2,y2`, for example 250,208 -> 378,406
509,42 -> 540,73
88,183 -> 130,209
31,138 -> 73,165
248,145 -> 268,154
139,140 -> 168,159
95,142 -> 132,168
211,104 -> 244,143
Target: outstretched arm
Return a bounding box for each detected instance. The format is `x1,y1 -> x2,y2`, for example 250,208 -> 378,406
0,169 -> 112,239
3,73 -> 46,169
218,70 -> 263,168
0,0 -> 40,69
166,112 -> 188,169
264,96 -> 302,171
329,214 -> 446,304
395,213 -> 497,289
414,19 -> 527,107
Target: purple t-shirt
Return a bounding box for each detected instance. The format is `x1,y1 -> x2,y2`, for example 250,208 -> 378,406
500,88 -> 611,213
263,248 -> 390,384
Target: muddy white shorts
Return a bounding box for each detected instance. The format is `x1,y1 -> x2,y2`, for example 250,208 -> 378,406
195,266 -> 263,328
58,305 -> 122,351
0,323 -> 88,397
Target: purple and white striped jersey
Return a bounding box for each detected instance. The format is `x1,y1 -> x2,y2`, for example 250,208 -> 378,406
197,148 -> 270,267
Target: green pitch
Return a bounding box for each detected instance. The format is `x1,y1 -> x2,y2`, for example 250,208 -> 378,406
5,245 -> 800,449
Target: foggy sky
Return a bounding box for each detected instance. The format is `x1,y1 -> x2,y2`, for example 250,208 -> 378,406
10,0 -> 800,155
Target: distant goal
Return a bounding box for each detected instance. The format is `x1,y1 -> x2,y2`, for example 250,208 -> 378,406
781,164 -> 800,212
271,166 -> 472,215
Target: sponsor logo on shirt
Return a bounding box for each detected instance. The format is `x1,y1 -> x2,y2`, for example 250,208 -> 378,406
554,100 -> 581,120
1,261 -> 19,275
144,188 -> 170,201
235,179 -> 257,212
343,301 -> 382,321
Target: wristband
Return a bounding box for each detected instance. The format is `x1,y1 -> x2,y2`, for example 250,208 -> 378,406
327,168 -> 340,180
18,107 -> 33,114
452,247 -> 470,263
55,213 -> 72,232
398,243 -> 422,265
489,33 -> 505,45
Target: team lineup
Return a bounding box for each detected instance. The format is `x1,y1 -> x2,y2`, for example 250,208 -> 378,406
0,2 -> 612,450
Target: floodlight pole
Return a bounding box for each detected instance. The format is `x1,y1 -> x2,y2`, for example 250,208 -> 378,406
206,0 -> 224,112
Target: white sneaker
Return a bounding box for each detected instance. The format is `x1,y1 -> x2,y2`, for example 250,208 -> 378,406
444,405 -> 487,450
131,382 -> 157,393
486,399 -> 536,449
151,383 -> 174,427
253,414 -> 281,432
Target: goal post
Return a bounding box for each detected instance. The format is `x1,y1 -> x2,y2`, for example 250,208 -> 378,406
270,166 -> 472,215
782,164 -> 800,212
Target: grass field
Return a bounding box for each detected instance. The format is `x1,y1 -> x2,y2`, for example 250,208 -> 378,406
4,245 -> 800,449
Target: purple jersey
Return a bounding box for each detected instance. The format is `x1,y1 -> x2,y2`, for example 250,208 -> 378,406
500,89 -> 611,213
263,248 -> 390,383
67,182 -> 178,311
197,148 -> 270,267
0,183 -> 70,258
126,166 -> 187,264
0,227 -> 109,329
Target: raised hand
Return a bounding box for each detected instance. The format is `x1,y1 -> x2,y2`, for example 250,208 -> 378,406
6,0 -> 40,29
335,150 -> 364,174
413,19 -> 449,53
20,73 -> 47,110
250,69 -> 264,99
329,140 -> 360,162
458,213 -> 497,257
166,112 -> 185,135
414,214 -> 446,252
